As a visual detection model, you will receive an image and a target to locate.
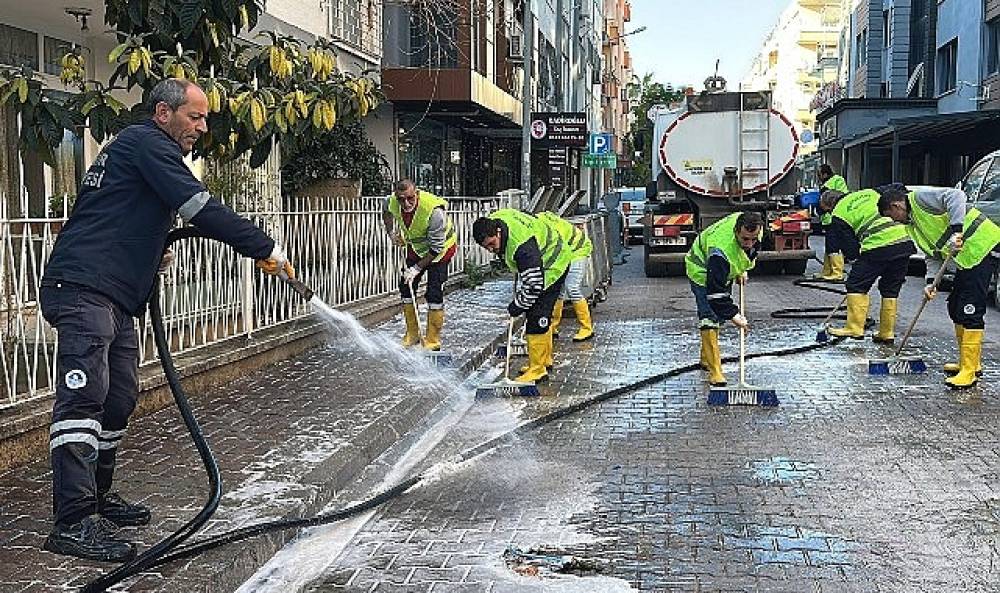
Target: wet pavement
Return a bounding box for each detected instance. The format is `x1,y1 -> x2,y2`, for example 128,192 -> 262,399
3,240 -> 1000,593
276,243 -> 1000,593
0,282 -> 513,593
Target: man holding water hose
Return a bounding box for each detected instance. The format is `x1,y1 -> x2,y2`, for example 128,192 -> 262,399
878,184 -> 1000,389
39,79 -> 293,563
382,179 -> 457,351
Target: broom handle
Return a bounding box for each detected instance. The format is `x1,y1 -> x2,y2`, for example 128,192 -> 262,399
893,252 -> 953,357
503,317 -> 515,380
739,280 -> 746,385
822,294 -> 849,326
410,277 -> 423,338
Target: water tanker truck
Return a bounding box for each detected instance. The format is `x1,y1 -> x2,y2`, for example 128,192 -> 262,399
643,80 -> 814,277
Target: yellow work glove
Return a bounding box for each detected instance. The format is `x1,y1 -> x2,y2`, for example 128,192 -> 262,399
256,243 -> 296,278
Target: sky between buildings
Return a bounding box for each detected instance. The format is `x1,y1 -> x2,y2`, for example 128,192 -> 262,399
628,0 -> 792,91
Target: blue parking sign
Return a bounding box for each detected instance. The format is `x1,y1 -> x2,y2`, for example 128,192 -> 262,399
589,132 -> 612,155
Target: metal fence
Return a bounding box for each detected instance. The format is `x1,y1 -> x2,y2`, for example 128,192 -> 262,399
0,194 -> 505,409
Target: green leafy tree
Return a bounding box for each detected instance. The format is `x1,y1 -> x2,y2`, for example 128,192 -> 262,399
621,73 -> 688,188
0,0 -> 382,168
281,121 -> 392,195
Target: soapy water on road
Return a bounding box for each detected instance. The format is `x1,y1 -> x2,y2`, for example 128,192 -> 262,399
309,296 -> 467,392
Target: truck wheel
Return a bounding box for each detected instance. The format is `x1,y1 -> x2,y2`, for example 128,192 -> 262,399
644,250 -> 668,277
645,260 -> 668,277
665,263 -> 685,276
782,259 -> 807,276
753,261 -> 782,275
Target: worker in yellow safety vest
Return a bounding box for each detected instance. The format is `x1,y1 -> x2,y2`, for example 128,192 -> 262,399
879,184 -> 1000,389
472,209 -> 573,384
537,212 -> 595,343
382,179 -> 458,351
815,164 -> 850,281
825,187 -> 916,341
684,211 -> 763,386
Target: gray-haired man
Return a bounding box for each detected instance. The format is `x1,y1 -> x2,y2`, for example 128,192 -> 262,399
39,78 -> 292,562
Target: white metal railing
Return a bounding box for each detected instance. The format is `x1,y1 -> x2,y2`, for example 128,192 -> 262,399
0,193 -> 506,409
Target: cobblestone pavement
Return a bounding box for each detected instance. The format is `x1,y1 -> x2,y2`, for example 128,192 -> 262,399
294,243 -> 1000,593
0,281 -> 514,593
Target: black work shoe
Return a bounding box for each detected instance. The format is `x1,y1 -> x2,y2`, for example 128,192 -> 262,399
43,515 -> 137,563
99,493 -> 151,527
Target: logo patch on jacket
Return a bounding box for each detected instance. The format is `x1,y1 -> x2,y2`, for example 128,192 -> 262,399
65,369 -> 88,390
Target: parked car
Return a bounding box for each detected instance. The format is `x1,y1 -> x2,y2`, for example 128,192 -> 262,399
606,187 -> 646,244
930,149 -> 1000,305
959,149 -> 1000,308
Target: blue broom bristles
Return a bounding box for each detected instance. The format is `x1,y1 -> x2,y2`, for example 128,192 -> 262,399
475,380 -> 540,399
868,358 -> 927,375
707,386 -> 779,407
425,352 -> 453,367
494,343 -> 528,359
815,326 -> 830,343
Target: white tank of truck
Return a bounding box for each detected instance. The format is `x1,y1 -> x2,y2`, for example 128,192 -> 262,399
652,92 -> 799,198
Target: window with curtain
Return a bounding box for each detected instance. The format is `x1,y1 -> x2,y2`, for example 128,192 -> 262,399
987,18 -> 1000,77
43,36 -> 75,76
936,38 -> 957,94
0,22 -> 38,69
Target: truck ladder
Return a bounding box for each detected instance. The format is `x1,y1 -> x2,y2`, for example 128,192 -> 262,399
737,91 -> 771,201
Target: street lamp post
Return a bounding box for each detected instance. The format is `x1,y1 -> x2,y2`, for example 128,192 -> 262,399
520,0 -> 534,194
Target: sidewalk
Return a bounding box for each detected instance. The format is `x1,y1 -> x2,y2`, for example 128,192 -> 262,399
0,279 -> 515,593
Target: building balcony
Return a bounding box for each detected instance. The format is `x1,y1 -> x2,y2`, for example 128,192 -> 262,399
797,30 -> 840,47
382,67 -> 522,127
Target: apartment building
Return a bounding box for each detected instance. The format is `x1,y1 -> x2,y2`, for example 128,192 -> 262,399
816,0 -> 1000,188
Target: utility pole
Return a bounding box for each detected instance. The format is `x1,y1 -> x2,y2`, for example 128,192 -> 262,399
520,0 -> 533,193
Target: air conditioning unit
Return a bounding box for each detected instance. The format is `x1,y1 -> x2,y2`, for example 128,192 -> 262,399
509,34 -> 524,63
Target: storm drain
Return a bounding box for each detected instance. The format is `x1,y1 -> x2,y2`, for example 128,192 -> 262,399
503,545 -> 608,577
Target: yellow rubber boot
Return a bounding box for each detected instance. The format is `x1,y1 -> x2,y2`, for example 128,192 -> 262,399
422,309 -> 443,351
820,253 -> 845,282
943,325 -> 964,374
543,327 -> 555,368
828,293 -> 869,339
550,300 -> 564,338
944,324 -> 982,376
515,333 -> 549,384
699,330 -> 710,370
401,303 -> 421,347
571,300 -> 594,342
703,329 -> 727,386
945,329 -> 983,389
522,328 -> 555,373
872,298 -> 898,344
813,255 -> 832,279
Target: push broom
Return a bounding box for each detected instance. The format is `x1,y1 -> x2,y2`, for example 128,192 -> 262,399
707,282 -> 779,407
476,318 -> 541,398
868,253 -> 952,375
494,278 -> 528,359
815,294 -> 848,343
410,278 -> 453,367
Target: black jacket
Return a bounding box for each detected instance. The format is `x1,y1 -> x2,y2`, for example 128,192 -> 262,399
43,120 -> 274,315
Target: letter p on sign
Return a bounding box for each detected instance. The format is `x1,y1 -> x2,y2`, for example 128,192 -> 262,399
589,133 -> 611,155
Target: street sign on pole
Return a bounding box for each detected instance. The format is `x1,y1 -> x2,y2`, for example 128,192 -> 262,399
583,153 -> 617,169
588,132 -> 613,155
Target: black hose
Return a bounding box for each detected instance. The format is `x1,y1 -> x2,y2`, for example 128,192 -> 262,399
82,228 -> 222,593
152,336 -> 844,569
84,233 -> 848,589
771,278 -> 848,321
